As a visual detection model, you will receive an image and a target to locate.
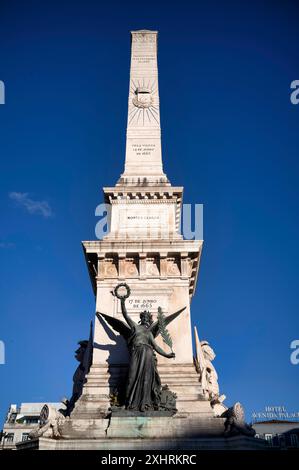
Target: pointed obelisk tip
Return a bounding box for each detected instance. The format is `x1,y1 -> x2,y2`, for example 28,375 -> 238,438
117,27 -> 168,187
130,29 -> 158,34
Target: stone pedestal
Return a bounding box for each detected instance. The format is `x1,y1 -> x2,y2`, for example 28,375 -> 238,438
17,419 -> 267,450
71,362 -> 209,418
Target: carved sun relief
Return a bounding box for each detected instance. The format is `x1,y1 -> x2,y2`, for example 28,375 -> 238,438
129,79 -> 159,126
132,87 -> 153,108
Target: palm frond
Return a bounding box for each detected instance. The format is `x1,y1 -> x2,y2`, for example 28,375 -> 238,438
157,307 -> 173,351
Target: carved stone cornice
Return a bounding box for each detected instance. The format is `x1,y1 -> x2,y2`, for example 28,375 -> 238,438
83,240 -> 202,299
103,186 -> 183,202
83,239 -> 202,253
109,198 -> 177,205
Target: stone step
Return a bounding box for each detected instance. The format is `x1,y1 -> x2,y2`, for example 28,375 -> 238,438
159,372 -> 199,378
158,364 -> 197,370
176,396 -> 205,402
88,372 -> 200,382
89,364 -> 198,373
86,376 -> 201,387
87,379 -> 201,390
88,368 -> 199,377
89,373 -> 199,380
160,378 -> 200,385
105,415 -> 224,439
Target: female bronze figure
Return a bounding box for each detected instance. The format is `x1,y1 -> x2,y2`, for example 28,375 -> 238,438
97,284 -> 185,412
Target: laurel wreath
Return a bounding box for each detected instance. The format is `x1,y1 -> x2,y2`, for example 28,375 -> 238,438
114,283 -> 131,300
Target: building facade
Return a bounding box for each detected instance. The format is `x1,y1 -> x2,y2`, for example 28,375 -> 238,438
0,403 -> 61,450
254,420 -> 299,449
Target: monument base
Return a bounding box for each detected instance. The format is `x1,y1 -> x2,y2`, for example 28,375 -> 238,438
17,413 -> 267,450
17,436 -> 266,451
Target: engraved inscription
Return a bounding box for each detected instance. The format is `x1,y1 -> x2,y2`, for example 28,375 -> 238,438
132,33 -> 156,43
116,294 -> 168,314
128,298 -> 158,310
132,143 -> 156,156
132,55 -> 155,65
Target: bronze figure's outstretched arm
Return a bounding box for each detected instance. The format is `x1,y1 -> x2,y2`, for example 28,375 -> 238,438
151,336 -> 175,359
120,298 -> 135,329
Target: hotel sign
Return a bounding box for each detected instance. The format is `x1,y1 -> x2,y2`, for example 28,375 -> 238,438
252,406 -> 299,422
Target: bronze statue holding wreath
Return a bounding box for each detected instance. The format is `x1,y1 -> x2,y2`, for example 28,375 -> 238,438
97,283 -> 185,412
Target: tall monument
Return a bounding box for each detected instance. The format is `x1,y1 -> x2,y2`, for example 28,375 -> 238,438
79,29 -> 204,416
20,30 -> 264,450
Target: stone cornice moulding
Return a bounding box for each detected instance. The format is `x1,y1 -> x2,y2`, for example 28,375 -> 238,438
83,239 -> 203,253
109,198 -> 178,205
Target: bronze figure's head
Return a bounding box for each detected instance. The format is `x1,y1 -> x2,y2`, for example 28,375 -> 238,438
139,310 -> 153,328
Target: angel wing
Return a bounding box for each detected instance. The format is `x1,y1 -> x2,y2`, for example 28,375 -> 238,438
96,312 -> 132,340
150,306 -> 186,338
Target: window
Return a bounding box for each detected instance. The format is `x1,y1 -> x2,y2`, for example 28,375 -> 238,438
265,434 -> 273,446
255,433 -> 260,439
23,417 -> 39,424
21,433 -> 30,442
290,434 -> 299,448
278,434 -> 287,448
8,413 -> 17,424
5,433 -> 14,443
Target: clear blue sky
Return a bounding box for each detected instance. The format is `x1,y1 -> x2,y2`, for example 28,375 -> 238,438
0,0 -> 298,425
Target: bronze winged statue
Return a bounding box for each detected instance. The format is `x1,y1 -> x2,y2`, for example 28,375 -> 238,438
96,284 -> 185,412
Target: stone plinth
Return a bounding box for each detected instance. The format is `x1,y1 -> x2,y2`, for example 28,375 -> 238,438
71,360 -> 208,418
106,415 -> 226,439
16,412 -> 267,450
17,433 -> 267,451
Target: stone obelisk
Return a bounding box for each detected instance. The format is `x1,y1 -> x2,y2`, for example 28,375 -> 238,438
76,30 -> 205,418
119,29 -> 168,186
